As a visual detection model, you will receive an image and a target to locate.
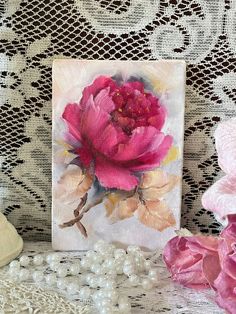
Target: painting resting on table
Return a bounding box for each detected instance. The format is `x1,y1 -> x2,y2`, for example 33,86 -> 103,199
52,60 -> 186,251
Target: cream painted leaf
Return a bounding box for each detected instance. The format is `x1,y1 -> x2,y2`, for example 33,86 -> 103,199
105,193 -> 139,222
56,165 -> 93,204
26,36 -> 51,58
140,169 -> 179,200
138,200 -> 176,231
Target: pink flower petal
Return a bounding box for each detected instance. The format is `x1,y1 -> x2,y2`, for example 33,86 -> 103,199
202,254 -> 221,288
113,126 -> 172,171
80,96 -> 110,145
95,156 -> 138,191
202,175 -> 236,218
94,87 -> 116,113
128,135 -> 173,171
62,103 -> 82,141
215,117 -> 236,176
80,76 -> 116,108
94,123 -> 127,157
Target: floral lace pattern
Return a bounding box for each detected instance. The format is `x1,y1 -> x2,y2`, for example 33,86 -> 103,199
1,0 -> 236,240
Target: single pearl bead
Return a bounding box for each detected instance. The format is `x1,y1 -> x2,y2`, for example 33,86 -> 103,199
33,255 -> 44,266
88,276 -> 98,288
118,295 -> 131,313
8,267 -> 19,278
127,245 -> 140,254
57,265 -> 68,278
124,256 -> 135,266
80,257 -> 91,270
19,255 -> 30,267
85,273 -> 94,283
9,260 -> 20,269
141,278 -> 153,290
92,291 -> 101,302
57,278 -> 67,290
148,268 -> 158,280
97,275 -> 107,287
51,253 -> 61,263
144,260 -> 152,271
49,261 -> 60,271
69,263 -> 80,276
105,258 -> 115,269
79,286 -> 91,300
86,250 -> 96,260
92,253 -> 103,264
103,280 -> 116,290
67,282 -> 79,295
128,274 -> 139,286
94,240 -> 106,252
123,264 -> 136,276
114,249 -> 126,259
18,269 -> 30,281
46,254 -> 52,264
90,263 -> 102,275
45,273 -> 57,286
32,271 -> 44,283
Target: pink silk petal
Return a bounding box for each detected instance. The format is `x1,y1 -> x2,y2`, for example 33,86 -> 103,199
62,103 -> 82,141
202,175 -> 236,218
202,254 -> 221,288
95,156 -> 138,191
215,117 -> 236,176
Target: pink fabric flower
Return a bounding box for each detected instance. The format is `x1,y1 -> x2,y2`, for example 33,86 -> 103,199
214,215 -> 236,314
163,235 -> 220,290
62,76 -> 172,191
215,118 -> 236,177
202,118 -> 236,218
202,175 -> 236,218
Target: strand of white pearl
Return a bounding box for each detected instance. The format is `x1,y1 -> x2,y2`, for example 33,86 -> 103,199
8,241 -> 159,314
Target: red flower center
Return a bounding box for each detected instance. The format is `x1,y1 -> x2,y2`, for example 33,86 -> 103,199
111,85 -> 164,135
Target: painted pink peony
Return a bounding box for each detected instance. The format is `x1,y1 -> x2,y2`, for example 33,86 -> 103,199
214,215 -> 236,314
163,235 -> 220,290
202,118 -> 236,218
62,76 -> 172,191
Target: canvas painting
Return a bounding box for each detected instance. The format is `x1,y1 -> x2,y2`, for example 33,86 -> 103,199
52,60 -> 186,251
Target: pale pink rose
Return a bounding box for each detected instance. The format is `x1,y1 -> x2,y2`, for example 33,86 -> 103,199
215,118 -> 236,177
62,75 -> 172,191
202,118 -> 236,218
163,235 -> 221,290
214,215 -> 236,314
202,175 -> 236,218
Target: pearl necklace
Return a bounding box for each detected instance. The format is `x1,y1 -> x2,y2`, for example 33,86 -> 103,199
8,240 -> 158,314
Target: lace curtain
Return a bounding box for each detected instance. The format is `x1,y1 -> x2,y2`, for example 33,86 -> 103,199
1,0 -> 236,240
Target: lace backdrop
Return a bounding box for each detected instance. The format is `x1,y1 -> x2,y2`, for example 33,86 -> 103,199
1,0 -> 236,240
